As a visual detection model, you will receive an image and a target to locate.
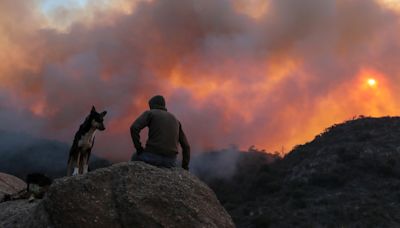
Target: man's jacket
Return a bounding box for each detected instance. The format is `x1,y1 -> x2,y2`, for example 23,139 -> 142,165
130,108 -> 190,169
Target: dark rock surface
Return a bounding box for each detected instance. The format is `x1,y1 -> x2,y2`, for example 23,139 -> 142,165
0,200 -> 49,228
0,172 -> 26,202
0,162 -> 234,228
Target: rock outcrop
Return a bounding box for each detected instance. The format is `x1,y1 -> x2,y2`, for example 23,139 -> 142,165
0,162 -> 234,228
0,172 -> 26,202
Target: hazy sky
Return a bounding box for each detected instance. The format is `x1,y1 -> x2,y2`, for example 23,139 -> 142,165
41,0 -> 88,11
1,0 -> 400,160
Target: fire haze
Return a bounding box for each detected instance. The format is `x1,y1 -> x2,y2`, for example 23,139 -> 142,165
1,0 -> 400,161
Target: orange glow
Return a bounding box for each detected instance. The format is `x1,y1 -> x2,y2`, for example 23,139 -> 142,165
360,69 -> 386,90
31,101 -> 46,117
2,0 -> 400,161
261,68 -> 398,152
234,0 -> 269,19
367,78 -> 377,87
377,0 -> 400,11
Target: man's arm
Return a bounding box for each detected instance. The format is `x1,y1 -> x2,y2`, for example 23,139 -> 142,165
130,111 -> 151,154
179,123 -> 190,170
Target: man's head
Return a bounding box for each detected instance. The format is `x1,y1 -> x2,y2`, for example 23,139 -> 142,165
149,95 -> 167,111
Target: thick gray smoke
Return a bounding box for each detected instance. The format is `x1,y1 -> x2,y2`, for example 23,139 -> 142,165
0,0 -> 400,161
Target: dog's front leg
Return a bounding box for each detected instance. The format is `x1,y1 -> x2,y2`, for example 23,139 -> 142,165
74,152 -> 82,176
72,167 -> 79,176
71,155 -> 79,176
67,158 -> 74,176
82,150 -> 89,174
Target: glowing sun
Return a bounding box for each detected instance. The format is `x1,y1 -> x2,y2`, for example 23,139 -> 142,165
367,78 -> 377,87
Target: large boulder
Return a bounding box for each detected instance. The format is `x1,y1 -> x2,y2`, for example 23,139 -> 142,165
0,162 -> 234,228
0,172 -> 26,201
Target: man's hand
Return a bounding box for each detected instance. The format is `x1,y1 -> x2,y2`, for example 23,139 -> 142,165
137,147 -> 144,155
130,152 -> 137,161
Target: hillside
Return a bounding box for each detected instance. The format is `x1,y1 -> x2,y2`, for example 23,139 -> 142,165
3,117 -> 400,227
0,130 -> 111,179
198,117 -> 400,227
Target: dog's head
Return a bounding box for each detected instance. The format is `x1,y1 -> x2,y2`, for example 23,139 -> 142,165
90,106 -> 107,131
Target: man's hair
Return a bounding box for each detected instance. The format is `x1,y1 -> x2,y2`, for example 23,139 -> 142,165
148,95 -> 167,110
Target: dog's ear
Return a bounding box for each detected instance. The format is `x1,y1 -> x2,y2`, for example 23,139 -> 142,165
100,111 -> 107,117
91,106 -> 96,113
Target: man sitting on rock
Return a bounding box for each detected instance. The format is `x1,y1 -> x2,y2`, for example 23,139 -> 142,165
130,95 -> 190,170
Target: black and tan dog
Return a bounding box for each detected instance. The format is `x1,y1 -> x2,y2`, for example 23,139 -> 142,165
67,106 -> 107,176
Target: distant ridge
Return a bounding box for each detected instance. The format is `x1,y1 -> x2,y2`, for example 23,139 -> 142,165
0,130 -> 111,179
198,116 -> 400,227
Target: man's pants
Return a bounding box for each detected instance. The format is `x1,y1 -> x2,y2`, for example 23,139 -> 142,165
131,152 -> 177,168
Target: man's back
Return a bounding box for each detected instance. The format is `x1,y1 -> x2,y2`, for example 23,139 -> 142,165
130,95 -> 190,169
143,109 -> 180,156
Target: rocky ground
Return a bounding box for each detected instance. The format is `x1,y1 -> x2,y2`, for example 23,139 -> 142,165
0,173 -> 26,202
0,162 -> 234,228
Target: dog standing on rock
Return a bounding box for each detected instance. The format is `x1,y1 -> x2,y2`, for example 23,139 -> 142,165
67,106 -> 107,176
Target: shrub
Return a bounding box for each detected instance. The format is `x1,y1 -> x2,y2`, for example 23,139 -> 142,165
251,215 -> 272,228
291,198 -> 307,209
310,172 -> 347,188
336,146 -> 360,163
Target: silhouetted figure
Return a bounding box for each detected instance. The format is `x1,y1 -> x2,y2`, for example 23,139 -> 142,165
130,95 -> 190,170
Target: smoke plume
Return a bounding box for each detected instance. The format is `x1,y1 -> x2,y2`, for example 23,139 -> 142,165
1,0 -> 400,160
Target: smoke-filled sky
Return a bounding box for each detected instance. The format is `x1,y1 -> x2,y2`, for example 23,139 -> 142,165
1,0 -> 400,161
